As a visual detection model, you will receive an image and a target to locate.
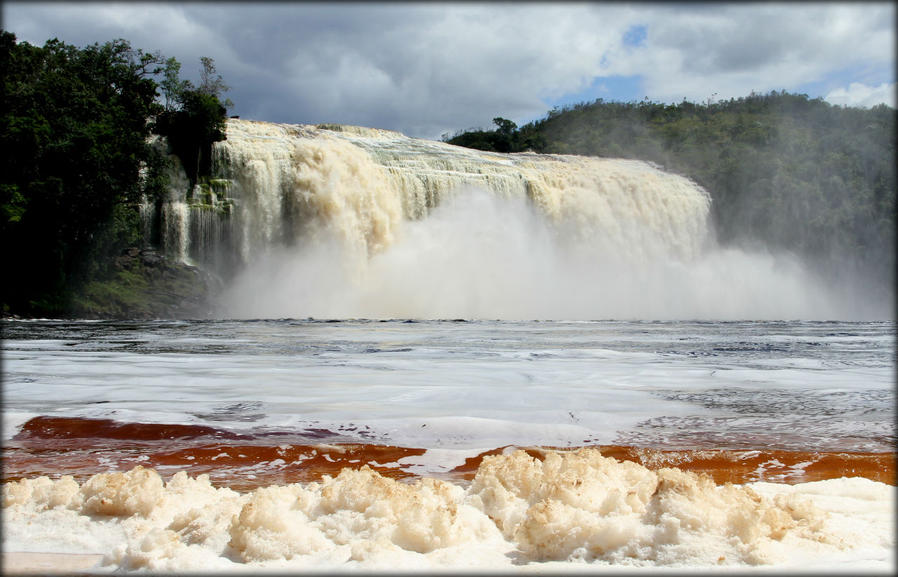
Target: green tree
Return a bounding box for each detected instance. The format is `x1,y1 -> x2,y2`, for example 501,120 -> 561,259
154,56 -> 230,185
159,56 -> 190,111
444,116 -> 534,153
1,32 -> 166,314
198,56 -> 233,110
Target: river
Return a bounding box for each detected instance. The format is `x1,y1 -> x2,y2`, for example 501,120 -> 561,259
2,318 -> 894,571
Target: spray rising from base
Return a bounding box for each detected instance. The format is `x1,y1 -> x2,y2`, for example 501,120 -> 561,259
217,188 -> 867,320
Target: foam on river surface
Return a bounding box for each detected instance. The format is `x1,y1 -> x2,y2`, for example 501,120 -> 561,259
3,448 -> 894,572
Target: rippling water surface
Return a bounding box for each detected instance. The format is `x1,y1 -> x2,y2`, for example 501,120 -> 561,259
4,319 -> 893,458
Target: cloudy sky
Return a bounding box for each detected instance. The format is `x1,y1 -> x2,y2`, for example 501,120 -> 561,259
3,2 -> 895,139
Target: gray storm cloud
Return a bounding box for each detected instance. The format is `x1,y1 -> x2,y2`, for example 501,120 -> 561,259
2,2 -> 893,138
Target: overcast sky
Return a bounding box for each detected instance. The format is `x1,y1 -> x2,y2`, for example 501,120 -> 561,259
3,2 -> 895,139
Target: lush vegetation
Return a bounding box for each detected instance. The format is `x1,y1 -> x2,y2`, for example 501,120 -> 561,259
154,56 -> 231,187
446,92 -> 896,294
0,32 -> 229,317
444,117 -> 546,153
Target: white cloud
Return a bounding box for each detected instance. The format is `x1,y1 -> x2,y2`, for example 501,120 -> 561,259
825,82 -> 897,108
616,3 -> 895,104
2,2 -> 894,138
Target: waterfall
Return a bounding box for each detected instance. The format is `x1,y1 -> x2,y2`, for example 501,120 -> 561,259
152,118 -> 856,320
211,119 -> 711,268
159,164 -> 192,264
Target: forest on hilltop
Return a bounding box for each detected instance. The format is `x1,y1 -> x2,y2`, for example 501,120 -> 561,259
447,92 -> 896,300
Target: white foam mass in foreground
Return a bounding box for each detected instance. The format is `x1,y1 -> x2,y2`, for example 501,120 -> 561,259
3,449 -> 894,572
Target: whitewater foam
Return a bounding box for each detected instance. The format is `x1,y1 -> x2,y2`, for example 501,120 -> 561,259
3,448 -> 893,572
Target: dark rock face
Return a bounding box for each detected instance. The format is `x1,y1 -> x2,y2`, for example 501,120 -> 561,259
68,247 -> 222,320
139,249 -> 164,268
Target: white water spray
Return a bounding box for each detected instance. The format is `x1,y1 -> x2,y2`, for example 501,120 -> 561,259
158,119 -> 873,320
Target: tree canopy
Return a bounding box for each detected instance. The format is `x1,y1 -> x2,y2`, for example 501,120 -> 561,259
0,32 -> 229,315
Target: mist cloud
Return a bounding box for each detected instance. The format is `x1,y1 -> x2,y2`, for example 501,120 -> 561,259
218,188 -> 874,321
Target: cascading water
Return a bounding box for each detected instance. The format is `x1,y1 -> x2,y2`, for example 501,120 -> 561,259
212,120 -> 711,264
153,118 -> 862,320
